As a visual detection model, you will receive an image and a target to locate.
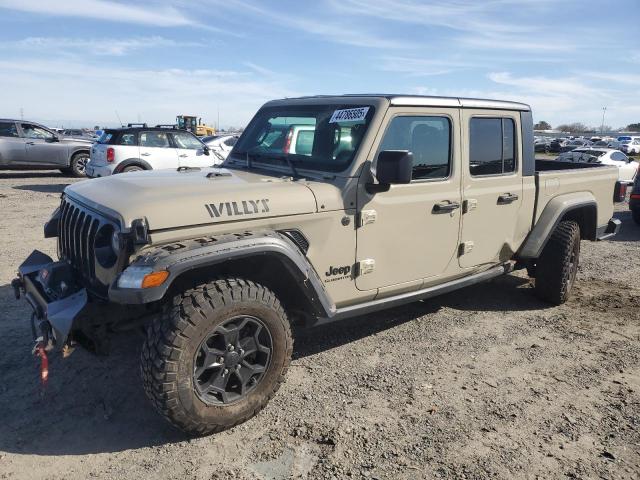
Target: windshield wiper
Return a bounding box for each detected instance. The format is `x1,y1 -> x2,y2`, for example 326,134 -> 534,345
237,151 -> 301,178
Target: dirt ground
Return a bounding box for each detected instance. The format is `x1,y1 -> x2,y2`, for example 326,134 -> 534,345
0,171 -> 638,480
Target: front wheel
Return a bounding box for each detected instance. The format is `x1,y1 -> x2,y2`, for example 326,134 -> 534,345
141,278 -> 292,436
534,221 -> 580,305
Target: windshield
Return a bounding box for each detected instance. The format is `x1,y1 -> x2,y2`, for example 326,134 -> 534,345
229,104 -> 375,172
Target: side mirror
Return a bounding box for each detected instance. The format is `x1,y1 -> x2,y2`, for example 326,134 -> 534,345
46,135 -> 60,143
367,150 -> 413,193
203,145 -> 210,156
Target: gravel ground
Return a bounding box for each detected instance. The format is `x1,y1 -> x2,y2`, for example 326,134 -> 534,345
0,171 -> 639,480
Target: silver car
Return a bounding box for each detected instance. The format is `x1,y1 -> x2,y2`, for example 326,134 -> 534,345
0,119 -> 92,176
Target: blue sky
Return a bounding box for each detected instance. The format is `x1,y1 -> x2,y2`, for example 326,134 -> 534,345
0,0 -> 638,129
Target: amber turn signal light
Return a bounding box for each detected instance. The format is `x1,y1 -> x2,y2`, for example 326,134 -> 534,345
141,270 -> 170,289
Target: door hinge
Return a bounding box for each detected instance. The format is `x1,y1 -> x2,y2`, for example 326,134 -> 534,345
358,209 -> 377,227
356,258 -> 376,276
458,241 -> 474,256
462,199 -> 477,214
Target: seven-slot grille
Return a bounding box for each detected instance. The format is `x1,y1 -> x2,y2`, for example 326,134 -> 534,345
58,197 -> 102,281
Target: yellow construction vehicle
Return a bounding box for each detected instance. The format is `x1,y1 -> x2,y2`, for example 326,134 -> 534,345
176,115 -> 215,137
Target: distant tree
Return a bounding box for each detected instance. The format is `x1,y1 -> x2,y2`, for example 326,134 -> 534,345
626,123 -> 640,132
534,120 -> 552,130
556,122 -> 590,133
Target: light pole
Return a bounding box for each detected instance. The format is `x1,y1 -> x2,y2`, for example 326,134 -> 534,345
601,107 -> 607,134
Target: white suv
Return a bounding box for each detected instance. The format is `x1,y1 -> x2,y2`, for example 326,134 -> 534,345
86,125 -> 212,177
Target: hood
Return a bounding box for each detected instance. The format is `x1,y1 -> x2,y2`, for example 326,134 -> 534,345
61,136 -> 93,145
65,167 -> 318,231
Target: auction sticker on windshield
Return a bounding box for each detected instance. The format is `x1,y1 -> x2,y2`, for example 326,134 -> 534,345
329,107 -> 369,123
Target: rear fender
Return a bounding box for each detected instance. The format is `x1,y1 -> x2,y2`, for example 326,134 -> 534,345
517,192 -> 597,259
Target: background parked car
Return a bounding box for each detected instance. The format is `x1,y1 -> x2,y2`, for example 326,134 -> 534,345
559,139 -> 592,153
534,137 -> 550,153
557,147 -> 638,183
0,119 -> 91,176
62,128 -> 97,141
201,134 -> 239,163
86,125 -> 212,177
620,138 -> 640,155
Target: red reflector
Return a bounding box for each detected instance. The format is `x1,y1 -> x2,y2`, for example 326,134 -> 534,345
631,194 -> 640,199
106,147 -> 115,163
283,128 -> 293,154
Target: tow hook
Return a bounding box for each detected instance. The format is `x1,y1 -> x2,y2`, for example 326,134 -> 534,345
11,277 -> 22,299
32,338 -> 50,387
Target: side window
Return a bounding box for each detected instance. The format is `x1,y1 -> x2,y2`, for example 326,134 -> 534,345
0,122 -> 18,137
139,131 -> 169,148
295,130 -> 314,156
378,116 -> 451,180
21,123 -> 55,140
469,117 -> 516,176
172,131 -> 203,149
118,133 -> 136,146
611,151 -> 626,162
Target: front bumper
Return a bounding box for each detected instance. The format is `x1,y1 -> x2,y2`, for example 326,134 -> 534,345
85,163 -> 113,178
15,250 -> 88,348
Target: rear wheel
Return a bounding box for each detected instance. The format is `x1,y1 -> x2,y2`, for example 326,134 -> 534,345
122,165 -> 144,173
141,278 -> 292,436
534,221 -> 580,305
62,152 -> 89,177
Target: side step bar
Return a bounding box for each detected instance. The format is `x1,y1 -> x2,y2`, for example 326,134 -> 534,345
315,263 -> 512,326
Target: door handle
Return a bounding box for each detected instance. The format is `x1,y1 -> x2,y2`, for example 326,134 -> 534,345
25,141 -> 35,145
140,152 -> 151,156
432,201 -> 460,213
179,154 -> 188,158
497,193 -> 519,204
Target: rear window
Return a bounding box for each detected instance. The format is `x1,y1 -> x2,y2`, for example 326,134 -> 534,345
0,122 -> 18,137
97,131 -> 115,144
469,117 -> 516,176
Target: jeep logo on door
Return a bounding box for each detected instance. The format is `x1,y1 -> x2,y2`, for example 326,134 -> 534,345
205,199 -> 270,218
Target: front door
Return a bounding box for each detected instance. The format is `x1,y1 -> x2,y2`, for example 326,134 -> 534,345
20,123 -> 66,166
138,131 -> 179,170
459,111 -> 524,268
171,130 -> 211,168
356,108 -> 462,291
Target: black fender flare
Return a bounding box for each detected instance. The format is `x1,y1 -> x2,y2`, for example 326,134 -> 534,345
113,158 -> 153,173
108,230 -> 335,317
517,193 -> 597,259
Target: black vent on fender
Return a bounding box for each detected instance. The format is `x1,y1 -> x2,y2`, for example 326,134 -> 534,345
279,229 -> 310,254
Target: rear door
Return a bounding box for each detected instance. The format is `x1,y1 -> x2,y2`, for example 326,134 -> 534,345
138,131 -> 178,170
20,123 -> 67,166
459,111 -> 524,268
170,130 -> 211,168
0,121 -> 26,165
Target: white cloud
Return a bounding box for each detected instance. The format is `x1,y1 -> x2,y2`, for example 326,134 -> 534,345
0,36 -> 203,56
0,0 -> 195,27
0,59 -> 297,128
378,56 -> 475,76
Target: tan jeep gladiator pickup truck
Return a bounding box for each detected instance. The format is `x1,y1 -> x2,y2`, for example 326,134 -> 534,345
13,95 -> 622,435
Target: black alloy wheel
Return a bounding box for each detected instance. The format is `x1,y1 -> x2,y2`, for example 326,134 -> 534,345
193,315 -> 272,405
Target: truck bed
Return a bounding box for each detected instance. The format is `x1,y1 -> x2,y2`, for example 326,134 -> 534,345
533,159 -> 618,227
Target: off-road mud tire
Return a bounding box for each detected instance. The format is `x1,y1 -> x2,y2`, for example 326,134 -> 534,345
141,278 -> 292,436
534,221 -> 580,305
